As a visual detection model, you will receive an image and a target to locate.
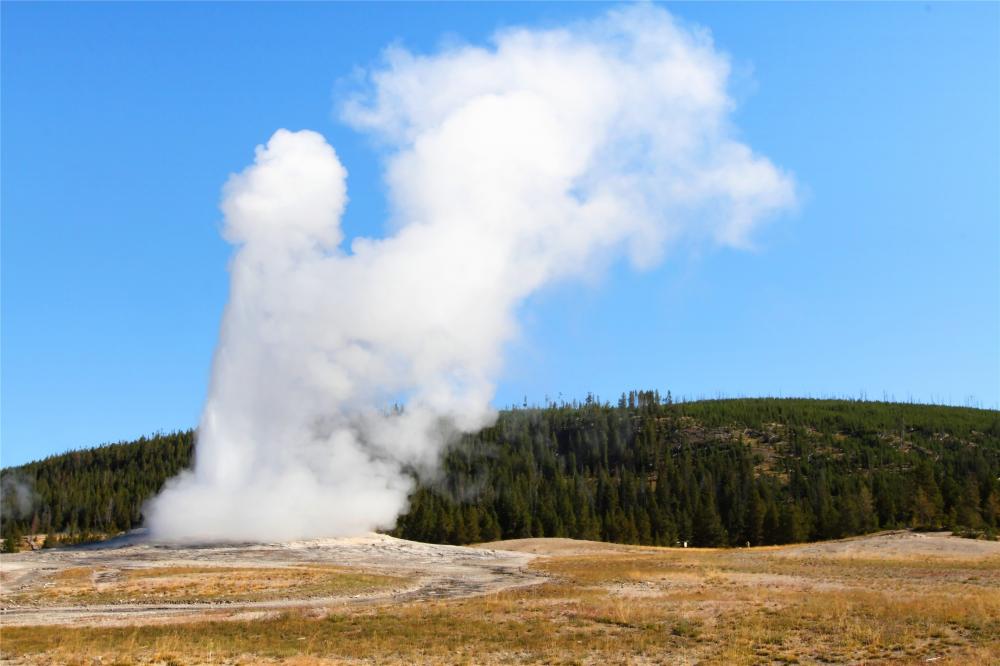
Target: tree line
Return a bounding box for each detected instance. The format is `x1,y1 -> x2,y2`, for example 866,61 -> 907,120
2,397 -> 998,550
395,394 -> 1000,546
1,431 -> 192,550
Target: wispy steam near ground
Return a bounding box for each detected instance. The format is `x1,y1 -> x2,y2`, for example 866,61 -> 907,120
146,5 -> 795,541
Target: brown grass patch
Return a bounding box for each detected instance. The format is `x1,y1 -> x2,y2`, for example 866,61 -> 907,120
3,542 -> 998,664
6,565 -> 401,606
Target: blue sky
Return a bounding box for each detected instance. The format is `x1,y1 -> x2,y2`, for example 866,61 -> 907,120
2,2 -> 997,467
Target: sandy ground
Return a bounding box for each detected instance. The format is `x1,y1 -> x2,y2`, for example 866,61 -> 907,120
484,530 -> 1000,559
771,530 -> 1000,559
0,531 -> 541,627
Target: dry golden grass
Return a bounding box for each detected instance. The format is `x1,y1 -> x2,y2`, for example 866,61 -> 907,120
3,544 -> 998,665
6,565 -> 401,605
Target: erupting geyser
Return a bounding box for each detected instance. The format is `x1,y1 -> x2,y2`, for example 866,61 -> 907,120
145,5 -> 796,542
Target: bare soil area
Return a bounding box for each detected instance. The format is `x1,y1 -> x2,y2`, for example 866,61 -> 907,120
0,532 -> 540,627
486,530 -> 1000,560
771,529 -> 1000,559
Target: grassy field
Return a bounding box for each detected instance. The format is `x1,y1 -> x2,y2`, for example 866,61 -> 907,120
2,535 -> 998,665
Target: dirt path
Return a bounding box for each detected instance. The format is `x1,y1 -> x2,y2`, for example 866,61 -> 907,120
0,532 -> 543,627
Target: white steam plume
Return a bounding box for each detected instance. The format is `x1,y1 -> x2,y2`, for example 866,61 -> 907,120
146,5 -> 795,542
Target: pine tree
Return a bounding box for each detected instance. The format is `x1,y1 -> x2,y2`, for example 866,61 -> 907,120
2,523 -> 23,553
692,481 -> 727,547
778,502 -> 808,544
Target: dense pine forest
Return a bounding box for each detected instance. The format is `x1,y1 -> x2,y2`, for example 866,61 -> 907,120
1,432 -> 193,550
3,397 -> 999,550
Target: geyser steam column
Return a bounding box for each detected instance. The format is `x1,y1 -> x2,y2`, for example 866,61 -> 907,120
146,5 -> 796,542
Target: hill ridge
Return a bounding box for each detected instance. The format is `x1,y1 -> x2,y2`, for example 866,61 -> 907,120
3,397 -> 998,550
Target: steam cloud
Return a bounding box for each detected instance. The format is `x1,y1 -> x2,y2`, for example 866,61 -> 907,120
146,5 -> 795,541
1,472 -> 38,522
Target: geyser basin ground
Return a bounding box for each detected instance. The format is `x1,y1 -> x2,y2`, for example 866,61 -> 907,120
0,532 -> 540,627
2,531 -> 998,664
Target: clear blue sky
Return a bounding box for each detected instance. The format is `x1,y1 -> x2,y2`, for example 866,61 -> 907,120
2,2 -> 998,467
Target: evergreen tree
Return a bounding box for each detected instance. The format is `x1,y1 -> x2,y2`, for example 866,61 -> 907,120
778,502 -> 809,544
691,478 -> 727,547
2,523 -> 23,553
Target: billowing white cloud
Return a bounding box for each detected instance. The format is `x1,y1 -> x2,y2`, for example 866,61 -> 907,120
146,4 -> 796,542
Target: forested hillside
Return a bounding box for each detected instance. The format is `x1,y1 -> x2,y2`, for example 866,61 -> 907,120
1,432 -> 193,549
3,397 -> 999,550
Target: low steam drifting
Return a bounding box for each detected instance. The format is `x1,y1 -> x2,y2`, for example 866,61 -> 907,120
146,6 -> 795,541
